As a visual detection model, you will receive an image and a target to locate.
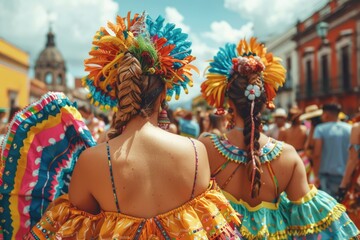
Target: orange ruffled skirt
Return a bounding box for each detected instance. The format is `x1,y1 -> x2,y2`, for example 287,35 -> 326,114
25,180 -> 241,239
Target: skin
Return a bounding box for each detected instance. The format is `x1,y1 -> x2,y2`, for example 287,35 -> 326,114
278,120 -> 307,151
199,101 -> 310,205
69,95 -> 211,217
340,122 -> 360,188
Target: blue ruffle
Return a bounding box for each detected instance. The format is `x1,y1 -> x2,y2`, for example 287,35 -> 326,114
228,185 -> 359,239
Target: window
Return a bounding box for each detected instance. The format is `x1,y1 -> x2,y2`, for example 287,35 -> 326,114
285,57 -> 292,89
341,45 -> 351,91
321,55 -> 329,93
306,60 -> 313,97
45,72 -> 52,85
8,90 -> 18,109
57,74 -> 63,85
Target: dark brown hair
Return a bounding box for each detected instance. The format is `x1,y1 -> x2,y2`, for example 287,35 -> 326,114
108,52 -> 165,139
227,73 -> 266,198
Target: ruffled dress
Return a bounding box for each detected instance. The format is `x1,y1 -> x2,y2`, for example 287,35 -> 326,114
206,133 -> 360,239
25,180 -> 242,239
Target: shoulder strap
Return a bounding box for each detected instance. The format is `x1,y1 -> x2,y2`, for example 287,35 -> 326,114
188,138 -> 199,200
211,160 -> 231,177
106,142 -> 121,213
266,162 -> 279,202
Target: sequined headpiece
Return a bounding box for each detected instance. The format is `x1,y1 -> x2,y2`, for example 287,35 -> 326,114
83,12 -> 198,111
201,37 -> 286,110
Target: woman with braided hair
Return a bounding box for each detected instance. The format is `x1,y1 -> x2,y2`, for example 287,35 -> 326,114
199,38 -> 359,239
24,12 -> 242,239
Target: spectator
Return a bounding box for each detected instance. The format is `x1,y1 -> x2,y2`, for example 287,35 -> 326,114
266,108 -> 290,139
178,110 -> 200,138
299,104 -> 323,160
313,103 -> 352,196
279,106 -> 315,184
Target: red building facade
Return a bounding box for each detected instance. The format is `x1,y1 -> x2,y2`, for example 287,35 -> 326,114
294,0 -> 360,115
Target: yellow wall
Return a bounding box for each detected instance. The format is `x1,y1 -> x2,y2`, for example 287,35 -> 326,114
0,38 -> 29,109
0,65 -> 29,108
0,39 -> 29,67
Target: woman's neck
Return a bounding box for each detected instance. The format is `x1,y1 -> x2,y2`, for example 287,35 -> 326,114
121,112 -> 159,134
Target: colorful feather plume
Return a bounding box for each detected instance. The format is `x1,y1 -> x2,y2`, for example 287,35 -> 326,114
83,12 -> 198,111
201,37 -> 286,109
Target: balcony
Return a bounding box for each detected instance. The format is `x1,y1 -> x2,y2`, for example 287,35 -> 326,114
296,76 -> 354,101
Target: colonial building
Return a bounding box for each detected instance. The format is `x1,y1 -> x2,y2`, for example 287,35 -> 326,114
294,0 -> 360,114
30,79 -> 48,103
34,28 -> 67,93
266,26 -> 299,110
0,38 -> 30,109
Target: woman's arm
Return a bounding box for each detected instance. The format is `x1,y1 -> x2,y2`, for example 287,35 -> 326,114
340,124 -> 360,188
284,146 -> 311,201
68,148 -> 100,214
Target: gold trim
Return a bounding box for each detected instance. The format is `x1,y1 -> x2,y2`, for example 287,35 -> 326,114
240,225 -> 288,239
286,204 -> 347,235
222,190 -> 280,211
290,184 -> 317,204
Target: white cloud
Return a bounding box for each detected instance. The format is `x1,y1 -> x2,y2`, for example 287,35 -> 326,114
164,6 -> 218,104
224,0 -> 328,37
164,7 -> 190,33
0,0 -> 119,81
204,21 -> 254,44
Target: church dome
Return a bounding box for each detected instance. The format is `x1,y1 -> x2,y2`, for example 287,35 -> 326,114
34,27 -> 67,92
35,30 -> 65,69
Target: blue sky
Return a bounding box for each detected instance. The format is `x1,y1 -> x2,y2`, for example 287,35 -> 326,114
0,0 -> 327,108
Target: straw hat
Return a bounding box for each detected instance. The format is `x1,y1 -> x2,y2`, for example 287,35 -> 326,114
289,106 -> 302,121
299,105 -> 323,121
272,108 -> 287,118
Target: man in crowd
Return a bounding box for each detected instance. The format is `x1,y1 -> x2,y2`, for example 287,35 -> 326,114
313,103 -> 351,197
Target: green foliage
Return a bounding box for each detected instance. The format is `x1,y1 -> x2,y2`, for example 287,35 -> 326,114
128,36 -> 158,70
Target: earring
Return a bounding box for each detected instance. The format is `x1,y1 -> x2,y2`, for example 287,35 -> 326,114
158,100 -> 170,130
226,107 -> 235,130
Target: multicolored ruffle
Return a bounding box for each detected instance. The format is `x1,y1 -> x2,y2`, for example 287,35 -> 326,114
25,180 -> 242,240
0,92 -> 96,239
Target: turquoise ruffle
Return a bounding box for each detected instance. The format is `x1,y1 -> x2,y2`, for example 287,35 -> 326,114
228,185 -> 359,239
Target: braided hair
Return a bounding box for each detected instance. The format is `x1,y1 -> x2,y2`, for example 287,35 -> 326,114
108,52 -> 165,139
227,73 -> 266,198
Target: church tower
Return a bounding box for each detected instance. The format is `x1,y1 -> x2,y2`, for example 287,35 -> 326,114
35,27 -> 67,92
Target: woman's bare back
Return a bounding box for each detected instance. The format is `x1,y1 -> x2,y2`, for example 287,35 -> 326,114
200,131 -> 310,207
69,124 -> 210,218
278,125 -> 307,151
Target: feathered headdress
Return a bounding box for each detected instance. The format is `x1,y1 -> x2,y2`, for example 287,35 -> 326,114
83,12 -> 198,111
201,37 -> 286,110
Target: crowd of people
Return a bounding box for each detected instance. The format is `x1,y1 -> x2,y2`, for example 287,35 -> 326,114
0,11 -> 360,240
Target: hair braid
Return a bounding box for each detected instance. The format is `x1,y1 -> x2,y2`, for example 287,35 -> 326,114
108,52 -> 143,139
227,73 -> 266,198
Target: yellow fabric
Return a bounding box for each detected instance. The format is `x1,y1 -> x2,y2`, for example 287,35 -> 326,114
289,184 -> 317,204
222,190 -> 280,211
26,180 -> 241,240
